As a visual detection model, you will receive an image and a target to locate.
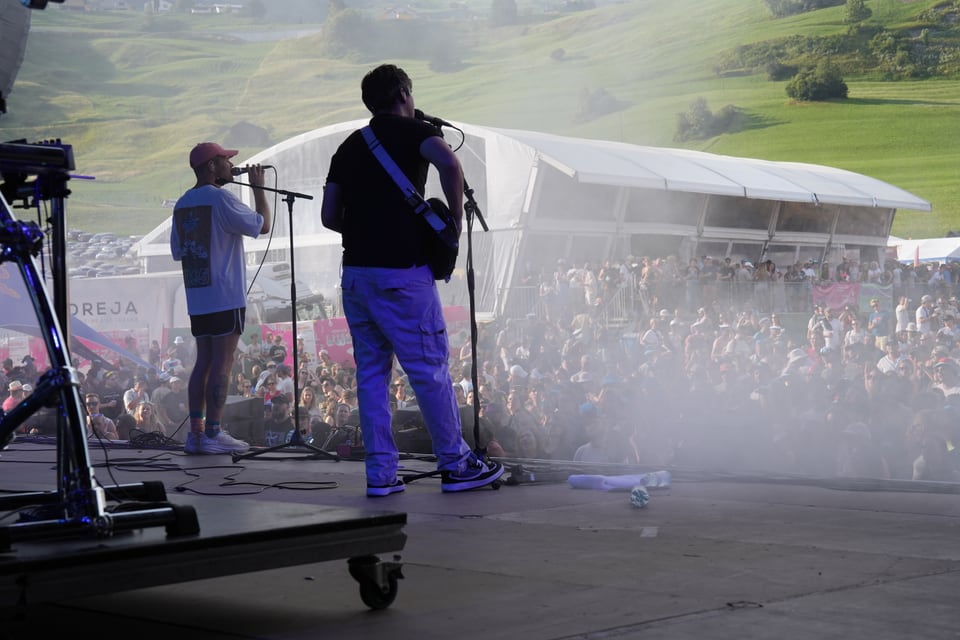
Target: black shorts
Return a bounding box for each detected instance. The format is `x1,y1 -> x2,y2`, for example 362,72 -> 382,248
190,308 -> 245,338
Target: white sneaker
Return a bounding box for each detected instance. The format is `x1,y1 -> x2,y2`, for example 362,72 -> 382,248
184,431 -> 250,455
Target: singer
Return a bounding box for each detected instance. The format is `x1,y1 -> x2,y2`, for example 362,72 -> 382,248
170,142 -> 273,455
320,63 -> 503,495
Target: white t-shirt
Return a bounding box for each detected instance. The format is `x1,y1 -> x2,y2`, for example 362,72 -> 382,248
916,304 -> 934,334
895,304 -> 910,333
275,375 -> 295,401
573,442 -> 609,463
170,185 -> 263,316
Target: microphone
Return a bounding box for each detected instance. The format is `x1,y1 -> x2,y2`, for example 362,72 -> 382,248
414,109 -> 452,128
231,165 -> 273,176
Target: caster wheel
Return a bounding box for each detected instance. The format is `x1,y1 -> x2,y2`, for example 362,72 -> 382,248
359,573 -> 399,610
349,555 -> 403,610
491,479 -> 502,490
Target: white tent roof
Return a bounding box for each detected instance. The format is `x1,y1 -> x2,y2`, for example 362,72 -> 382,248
223,119 -> 929,236
489,127 -> 931,211
888,236 -> 960,263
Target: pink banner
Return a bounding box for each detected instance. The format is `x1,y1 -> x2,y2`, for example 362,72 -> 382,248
812,283 -> 859,312
812,283 -> 894,313
312,317 -> 354,367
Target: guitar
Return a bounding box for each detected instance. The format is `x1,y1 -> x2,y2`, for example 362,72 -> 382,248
422,197 -> 459,282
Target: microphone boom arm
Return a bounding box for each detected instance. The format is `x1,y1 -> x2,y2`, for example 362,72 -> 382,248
233,181 -> 313,201
464,178 -> 487,232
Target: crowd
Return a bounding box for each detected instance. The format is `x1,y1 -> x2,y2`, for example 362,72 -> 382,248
526,253 -> 960,318
4,252 -> 960,483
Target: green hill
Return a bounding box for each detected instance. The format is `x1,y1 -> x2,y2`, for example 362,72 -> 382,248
1,0 -> 959,240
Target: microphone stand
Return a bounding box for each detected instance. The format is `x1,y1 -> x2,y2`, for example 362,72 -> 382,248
230,180 -> 338,463
463,176 -> 488,455
403,176 -> 492,488
396,127 -> 493,487
425,126 -> 490,455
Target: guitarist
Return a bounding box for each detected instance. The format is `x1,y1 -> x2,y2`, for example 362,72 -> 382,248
320,63 -> 503,497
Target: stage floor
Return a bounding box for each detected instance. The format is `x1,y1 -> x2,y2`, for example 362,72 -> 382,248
2,440 -> 960,640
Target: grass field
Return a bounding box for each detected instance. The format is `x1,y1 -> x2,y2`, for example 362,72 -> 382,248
1,0 -> 957,240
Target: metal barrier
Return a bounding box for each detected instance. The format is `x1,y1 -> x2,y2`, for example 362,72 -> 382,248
492,278 -> 958,327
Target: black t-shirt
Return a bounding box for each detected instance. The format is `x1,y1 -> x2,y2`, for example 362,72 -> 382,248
268,344 -> 287,364
161,389 -> 188,426
326,114 -> 439,268
99,390 -> 124,421
265,415 -> 294,435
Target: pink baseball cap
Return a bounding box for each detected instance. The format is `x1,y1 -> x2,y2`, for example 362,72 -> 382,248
189,142 -> 238,168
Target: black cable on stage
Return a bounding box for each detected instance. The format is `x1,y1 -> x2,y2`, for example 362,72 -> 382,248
172,464 -> 338,496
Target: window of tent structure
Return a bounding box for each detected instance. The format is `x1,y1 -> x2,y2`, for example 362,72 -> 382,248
623,188 -> 704,226
776,201 -> 835,234
703,195 -> 774,231
535,163 -> 619,222
834,205 -> 892,238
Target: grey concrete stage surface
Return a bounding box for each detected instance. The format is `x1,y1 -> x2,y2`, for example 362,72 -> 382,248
2,439 -> 960,640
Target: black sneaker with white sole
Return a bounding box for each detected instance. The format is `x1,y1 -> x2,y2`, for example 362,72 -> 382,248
441,453 -> 504,492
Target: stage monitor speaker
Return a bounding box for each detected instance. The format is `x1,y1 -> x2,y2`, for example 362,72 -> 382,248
390,405 -> 480,454
223,395 -> 265,445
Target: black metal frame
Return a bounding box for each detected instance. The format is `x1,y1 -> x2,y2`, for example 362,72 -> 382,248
0,141 -> 196,550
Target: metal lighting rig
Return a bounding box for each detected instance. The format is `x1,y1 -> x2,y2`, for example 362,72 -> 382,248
0,138 -> 199,549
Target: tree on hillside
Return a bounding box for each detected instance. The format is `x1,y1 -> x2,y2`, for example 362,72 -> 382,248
785,61 -> 848,101
575,87 -> 629,123
242,0 -> 267,18
490,0 -> 518,26
674,98 -> 739,142
844,0 -> 871,24
322,7 -> 370,57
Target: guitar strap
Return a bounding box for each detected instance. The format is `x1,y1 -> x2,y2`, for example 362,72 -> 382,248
360,126 -> 454,247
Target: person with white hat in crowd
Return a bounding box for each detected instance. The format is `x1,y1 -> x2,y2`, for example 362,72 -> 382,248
782,348 -> 811,376
172,334 -> 190,364
161,347 -> 183,375
900,321 -> 921,349
2,380 -> 25,413
507,363 -> 528,389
